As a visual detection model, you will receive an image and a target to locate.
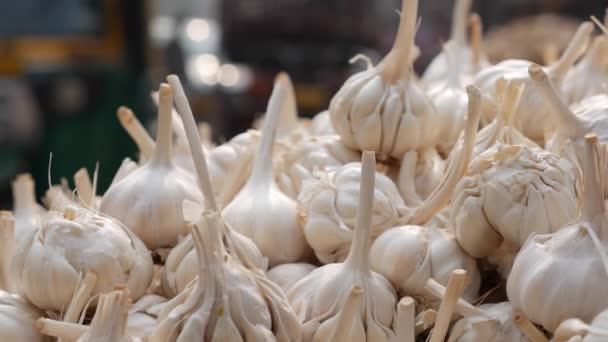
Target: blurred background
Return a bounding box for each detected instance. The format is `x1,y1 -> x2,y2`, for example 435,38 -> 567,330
0,0 -> 605,206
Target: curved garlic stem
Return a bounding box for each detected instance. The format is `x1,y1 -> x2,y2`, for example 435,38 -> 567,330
549,22 -> 593,79
249,73 -> 287,186
553,318 -> 589,342
429,269 -> 469,342
451,0 -> 472,46
528,64 -> 587,137
150,90 -> 187,142
410,85 -> 481,225
0,211 -> 15,292
542,43 -> 559,66
83,288 -> 131,341
117,106 -> 154,158
381,0 -> 417,83
167,74 -> 217,211
74,168 -> 94,207
581,134 -> 606,228
398,151 -> 423,206
150,84 -> 174,166
513,312 -> 548,342
36,319 -> 88,340
277,72 -> 299,137
395,296 -> 416,342
424,278 -> 486,318
343,151 -> 375,274
12,173 -> 37,213
62,271 -> 97,326
469,13 -> 483,72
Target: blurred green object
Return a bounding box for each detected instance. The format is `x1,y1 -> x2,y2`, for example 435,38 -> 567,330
30,69 -> 150,199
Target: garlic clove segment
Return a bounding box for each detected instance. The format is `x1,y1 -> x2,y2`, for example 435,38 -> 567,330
474,21 -> 593,141
267,262 -> 316,295
222,73 -> 311,267
11,205 -> 153,312
288,151 -> 398,341
329,0 -> 441,160
1,291 -> 51,342
507,134 -> 608,332
100,84 -> 203,250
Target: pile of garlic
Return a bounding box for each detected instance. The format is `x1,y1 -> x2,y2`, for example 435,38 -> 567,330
4,1 -> 608,341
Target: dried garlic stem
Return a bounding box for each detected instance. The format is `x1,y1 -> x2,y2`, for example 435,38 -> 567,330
74,168 -> 94,207
469,13 -> 483,71
381,0 -> 417,83
429,269 -> 469,342
553,318 -> 589,341
62,271 -> 97,324
314,285 -> 364,341
36,319 -> 87,340
542,44 -> 559,65
117,106 -> 154,158
150,84 -> 174,166
451,0 -> 472,46
528,64 -> 587,136
410,85 -> 481,224
424,278 -> 485,318
581,134 -> 605,226
590,15 -> 608,35
514,312 -> 548,342
12,173 -> 37,212
168,74 -> 217,211
395,296 -> 416,342
415,310 -> 438,335
549,22 -> 593,79
0,211 -> 15,292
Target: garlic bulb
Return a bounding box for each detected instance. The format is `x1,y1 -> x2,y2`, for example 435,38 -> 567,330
100,84 -> 203,250
474,21 -> 593,141
449,302 -> 529,342
0,212 -> 15,292
222,73 -> 311,267
554,308 -> 608,342
369,225 -> 480,304
110,157 -> 139,187
528,64 -> 608,195
422,0 -> 489,87
562,35 -> 608,105
159,76 -> 268,298
309,110 -> 336,136
288,151 -> 398,341
0,291 -> 50,341
12,173 -> 45,244
151,207 -> 301,341
507,134 -> 608,332
277,134 -> 360,199
267,262 -> 316,295
11,205 -> 153,312
330,0 -> 441,160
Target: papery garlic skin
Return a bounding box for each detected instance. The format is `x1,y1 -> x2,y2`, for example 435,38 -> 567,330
11,207 -> 153,312
299,161 -> 406,264
330,0 -> 441,160
369,225 -> 480,304
451,144 -> 578,276
267,263 -> 316,295
0,291 -> 50,342
507,136 -> 608,332
448,302 -> 528,342
101,84 -> 203,250
562,36 -> 608,105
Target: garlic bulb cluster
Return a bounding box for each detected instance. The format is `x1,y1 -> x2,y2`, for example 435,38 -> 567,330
222,73 -> 311,267
101,84 -> 203,250
11,205 -> 153,312
330,0 -> 440,160
0,291 -> 50,342
507,135 -> 608,332
562,35 -> 608,105
288,151 -> 398,341
474,21 -> 593,141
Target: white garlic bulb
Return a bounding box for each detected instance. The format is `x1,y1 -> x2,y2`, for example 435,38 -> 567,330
370,225 -> 480,304
562,35 -> 608,105
474,22 -> 593,141
11,173 -> 45,244
554,308 -> 608,342
151,206 -> 301,341
0,291 -> 50,342
422,0 -> 489,87
160,77 -> 268,298
288,151 -> 398,341
11,205 -> 153,312
507,134 -> 608,332
309,110 -> 336,136
330,0 -> 441,160
266,262 -> 316,295
529,64 -> 608,195
277,134 -> 360,199
222,73 -> 311,267
100,84 -> 203,250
